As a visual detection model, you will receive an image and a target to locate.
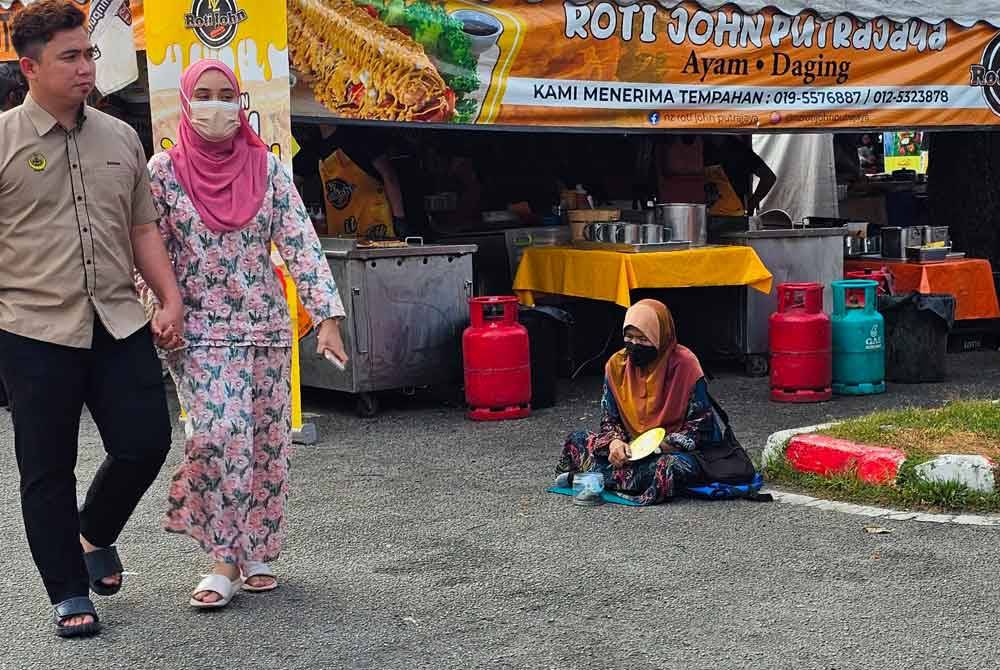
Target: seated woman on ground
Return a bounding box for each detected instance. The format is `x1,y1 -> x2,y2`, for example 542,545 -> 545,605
555,299 -> 722,505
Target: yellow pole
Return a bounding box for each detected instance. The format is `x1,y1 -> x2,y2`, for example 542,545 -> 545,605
287,276 -> 303,432
282,263 -> 318,445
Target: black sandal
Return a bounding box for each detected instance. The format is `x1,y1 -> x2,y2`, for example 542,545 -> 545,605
84,546 -> 124,596
53,597 -> 101,638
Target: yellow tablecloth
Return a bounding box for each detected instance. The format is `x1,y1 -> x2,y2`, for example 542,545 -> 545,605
513,246 -> 773,308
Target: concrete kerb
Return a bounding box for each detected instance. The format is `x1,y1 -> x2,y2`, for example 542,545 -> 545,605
761,424 -> 1000,528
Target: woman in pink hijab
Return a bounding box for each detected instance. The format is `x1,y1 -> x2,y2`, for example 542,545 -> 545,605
555,300 -> 722,505
145,60 -> 347,608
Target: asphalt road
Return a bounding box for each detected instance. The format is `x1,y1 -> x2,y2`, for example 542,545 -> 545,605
1,351 -> 998,669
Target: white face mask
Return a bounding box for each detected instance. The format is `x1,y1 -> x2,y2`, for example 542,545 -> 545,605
184,95 -> 241,142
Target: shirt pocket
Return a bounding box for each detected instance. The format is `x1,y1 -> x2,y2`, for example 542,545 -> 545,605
87,166 -> 135,227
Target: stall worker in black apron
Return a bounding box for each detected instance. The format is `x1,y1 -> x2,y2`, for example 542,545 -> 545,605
294,124 -> 408,240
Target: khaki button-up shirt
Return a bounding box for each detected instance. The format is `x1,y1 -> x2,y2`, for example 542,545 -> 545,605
0,94 -> 159,349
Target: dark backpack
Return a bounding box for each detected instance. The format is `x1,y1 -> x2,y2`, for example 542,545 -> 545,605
687,396 -> 772,502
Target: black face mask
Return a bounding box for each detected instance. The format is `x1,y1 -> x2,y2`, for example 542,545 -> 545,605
625,342 -> 658,368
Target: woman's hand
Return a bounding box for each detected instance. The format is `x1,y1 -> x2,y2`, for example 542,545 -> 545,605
609,439 -> 630,467
151,300 -> 184,350
316,318 -> 348,366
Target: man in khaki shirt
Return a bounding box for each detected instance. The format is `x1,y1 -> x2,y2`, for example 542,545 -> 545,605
0,0 -> 184,638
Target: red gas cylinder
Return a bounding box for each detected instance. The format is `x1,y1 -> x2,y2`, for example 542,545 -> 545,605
463,296 -> 531,421
769,283 -> 832,403
846,268 -> 891,296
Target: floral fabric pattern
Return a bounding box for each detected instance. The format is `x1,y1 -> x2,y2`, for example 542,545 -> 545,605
164,346 -> 291,565
147,151 -> 344,567
145,151 -> 344,347
556,377 -> 719,505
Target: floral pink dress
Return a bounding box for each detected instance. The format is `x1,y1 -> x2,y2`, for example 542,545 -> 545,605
146,151 -> 344,568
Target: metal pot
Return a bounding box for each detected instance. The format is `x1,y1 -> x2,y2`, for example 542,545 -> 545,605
654,203 -> 707,246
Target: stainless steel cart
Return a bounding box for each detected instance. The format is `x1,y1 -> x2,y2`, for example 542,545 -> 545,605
299,238 -> 476,416
721,228 -> 847,376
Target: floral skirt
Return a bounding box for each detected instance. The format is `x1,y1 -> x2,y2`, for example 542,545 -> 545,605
557,431 -> 704,506
164,345 -> 292,567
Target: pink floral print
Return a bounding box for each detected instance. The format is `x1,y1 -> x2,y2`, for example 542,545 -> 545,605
146,151 -> 344,568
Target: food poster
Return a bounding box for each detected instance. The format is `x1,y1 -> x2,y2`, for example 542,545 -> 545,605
1,1 -> 146,61
883,131 -> 929,173
144,0 -> 291,168
286,0 -> 1000,131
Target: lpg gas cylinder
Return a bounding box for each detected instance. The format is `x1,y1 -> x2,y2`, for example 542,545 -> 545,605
846,268 -> 891,296
769,283 -> 832,403
831,280 -> 886,395
463,296 -> 531,421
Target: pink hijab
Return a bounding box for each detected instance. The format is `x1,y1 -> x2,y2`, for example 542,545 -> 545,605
168,60 -> 269,233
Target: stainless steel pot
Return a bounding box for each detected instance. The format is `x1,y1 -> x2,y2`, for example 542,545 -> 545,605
655,203 -> 707,246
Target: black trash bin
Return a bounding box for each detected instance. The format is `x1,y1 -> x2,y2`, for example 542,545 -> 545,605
518,306 -> 573,409
879,292 -> 956,383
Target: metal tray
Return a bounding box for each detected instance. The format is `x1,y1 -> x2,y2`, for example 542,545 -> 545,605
571,240 -> 692,253
905,245 -> 951,263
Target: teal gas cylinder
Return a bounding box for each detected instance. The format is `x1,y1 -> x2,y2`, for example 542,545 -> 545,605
831,280 -> 886,395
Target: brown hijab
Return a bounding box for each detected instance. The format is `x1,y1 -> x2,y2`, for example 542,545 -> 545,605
605,300 -> 705,437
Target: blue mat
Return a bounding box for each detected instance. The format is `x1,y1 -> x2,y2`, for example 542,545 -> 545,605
546,486 -> 643,506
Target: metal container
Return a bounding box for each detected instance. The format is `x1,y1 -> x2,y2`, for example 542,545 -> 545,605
614,223 -> 642,244
922,226 -> 950,246
863,235 -> 882,256
655,203 -> 707,246
584,222 -> 613,242
906,245 -> 951,263
299,238 -> 477,416
640,224 -> 668,244
881,227 -> 924,260
844,236 -> 865,257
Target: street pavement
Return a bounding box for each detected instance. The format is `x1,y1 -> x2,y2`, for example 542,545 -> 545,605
1,351 -> 998,669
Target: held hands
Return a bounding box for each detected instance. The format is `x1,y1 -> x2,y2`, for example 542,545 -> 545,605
316,318 -> 348,367
609,439 -> 631,467
151,300 -> 184,350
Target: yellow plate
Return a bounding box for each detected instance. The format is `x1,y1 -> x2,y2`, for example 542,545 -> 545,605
628,428 -> 666,461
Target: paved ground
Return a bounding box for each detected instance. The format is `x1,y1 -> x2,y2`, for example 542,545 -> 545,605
1,351 -> 999,669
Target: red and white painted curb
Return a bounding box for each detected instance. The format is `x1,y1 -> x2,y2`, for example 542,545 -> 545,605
785,435 -> 906,485
763,425 -> 1000,527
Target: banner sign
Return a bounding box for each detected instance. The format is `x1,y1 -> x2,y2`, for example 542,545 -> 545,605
286,0 -> 1000,130
144,0 -> 292,167
7,0 -> 1000,130
1,0 -> 145,61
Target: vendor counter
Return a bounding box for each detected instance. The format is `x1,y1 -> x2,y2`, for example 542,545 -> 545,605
512,245 -> 773,307
844,257 -> 1000,321
513,244 -> 774,375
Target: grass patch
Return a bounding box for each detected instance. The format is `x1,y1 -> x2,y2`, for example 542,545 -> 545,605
817,399 -> 1000,463
765,399 -> 1000,513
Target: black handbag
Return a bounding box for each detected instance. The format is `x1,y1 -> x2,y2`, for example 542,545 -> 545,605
693,395 -> 758,485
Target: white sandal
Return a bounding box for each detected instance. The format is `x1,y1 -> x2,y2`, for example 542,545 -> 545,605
189,574 -> 241,609
241,561 -> 278,593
